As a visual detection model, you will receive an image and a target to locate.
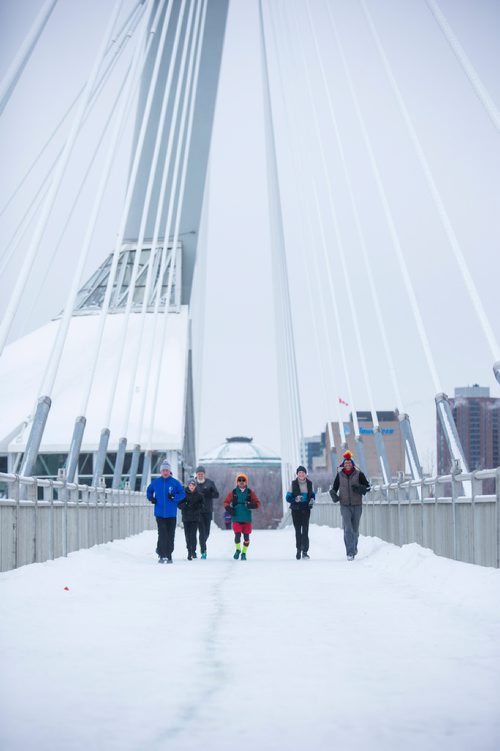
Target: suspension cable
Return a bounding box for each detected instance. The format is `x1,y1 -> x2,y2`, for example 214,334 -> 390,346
259,0 -> 303,481
76,0 -> 170,418
0,0 -> 126,357
113,0 -> 193,438
293,2 -> 382,440
267,2 -> 338,444
304,0 -> 405,414
0,0 -> 59,117
146,0 -> 208,453
0,0 -> 146,222
426,0 -> 499,132
326,2 -> 442,395
275,2 -> 353,443
360,0 -> 500,367
22,58 -> 135,339
38,12 -> 151,399
0,1 -> 147,283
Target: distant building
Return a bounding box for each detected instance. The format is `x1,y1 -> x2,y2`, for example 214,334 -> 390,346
198,436 -> 281,469
437,385 -> 500,473
325,411 -> 405,481
303,434 -> 326,472
198,436 -> 282,530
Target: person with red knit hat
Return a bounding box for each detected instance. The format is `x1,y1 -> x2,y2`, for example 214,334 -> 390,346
223,473 -> 261,560
330,450 -> 370,560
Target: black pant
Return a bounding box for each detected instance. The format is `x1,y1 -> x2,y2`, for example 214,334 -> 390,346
183,520 -> 198,555
292,509 -> 310,553
156,516 -> 177,558
198,511 -> 212,553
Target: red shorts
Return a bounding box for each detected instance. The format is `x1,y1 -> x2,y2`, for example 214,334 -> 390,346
232,521 -> 252,534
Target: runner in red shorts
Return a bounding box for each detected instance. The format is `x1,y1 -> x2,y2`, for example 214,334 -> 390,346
223,473 -> 261,560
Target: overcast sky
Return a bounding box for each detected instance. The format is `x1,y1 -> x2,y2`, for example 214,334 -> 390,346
1,0 -> 499,471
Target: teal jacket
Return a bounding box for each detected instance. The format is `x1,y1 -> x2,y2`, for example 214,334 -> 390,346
224,486 -> 260,523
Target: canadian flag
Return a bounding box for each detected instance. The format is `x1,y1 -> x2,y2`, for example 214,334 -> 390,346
338,397 -> 349,406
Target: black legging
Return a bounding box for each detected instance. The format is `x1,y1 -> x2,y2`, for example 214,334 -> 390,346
183,520 -> 198,555
234,531 -> 250,547
292,509 -> 310,553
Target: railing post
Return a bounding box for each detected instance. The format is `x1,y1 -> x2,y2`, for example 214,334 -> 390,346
124,481 -> 131,538
85,484 -> 90,549
58,468 -> 68,557
496,467 -> 500,569
33,477 -> 38,564
13,474 -> 20,569
420,478 -> 425,548
450,466 -> 461,561
396,471 -> 403,546
471,470 -> 481,565
98,477 -> 106,542
74,483 -> 80,552
47,478 -> 55,560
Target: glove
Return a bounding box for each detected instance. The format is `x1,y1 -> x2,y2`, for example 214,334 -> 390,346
308,502 -> 314,509
246,500 -> 258,509
352,483 -> 369,496
149,497 -> 157,505
226,504 -> 235,516
329,487 -> 339,502
167,491 -> 175,500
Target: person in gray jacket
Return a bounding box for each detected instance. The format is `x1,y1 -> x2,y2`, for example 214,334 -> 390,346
330,450 -> 370,560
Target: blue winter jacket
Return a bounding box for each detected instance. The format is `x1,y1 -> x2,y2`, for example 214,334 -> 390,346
147,475 -> 185,518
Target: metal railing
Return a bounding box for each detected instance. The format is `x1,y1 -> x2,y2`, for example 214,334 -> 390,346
0,472 -> 155,572
282,468 -> 500,568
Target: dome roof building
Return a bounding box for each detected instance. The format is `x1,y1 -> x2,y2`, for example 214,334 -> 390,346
199,436 -> 280,469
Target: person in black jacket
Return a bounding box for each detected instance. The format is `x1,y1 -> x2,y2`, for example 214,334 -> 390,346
178,480 -> 204,560
194,465 -> 219,559
286,465 -> 315,559
330,450 -> 370,560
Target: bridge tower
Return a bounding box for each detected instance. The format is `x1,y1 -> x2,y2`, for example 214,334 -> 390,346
0,0 -> 230,488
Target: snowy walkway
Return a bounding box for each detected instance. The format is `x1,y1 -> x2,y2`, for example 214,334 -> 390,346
1,525 -> 499,751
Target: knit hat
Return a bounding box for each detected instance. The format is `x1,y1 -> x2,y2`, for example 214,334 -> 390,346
195,465 -> 205,473
236,472 -> 248,483
340,450 -> 355,467
296,465 -> 307,474
160,460 -> 171,471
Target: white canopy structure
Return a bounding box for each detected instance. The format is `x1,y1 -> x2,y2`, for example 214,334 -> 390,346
0,309 -> 189,455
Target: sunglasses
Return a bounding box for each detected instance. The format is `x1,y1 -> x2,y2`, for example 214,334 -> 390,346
237,478 -> 247,483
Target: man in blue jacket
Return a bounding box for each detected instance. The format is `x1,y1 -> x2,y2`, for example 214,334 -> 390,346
147,460 -> 185,563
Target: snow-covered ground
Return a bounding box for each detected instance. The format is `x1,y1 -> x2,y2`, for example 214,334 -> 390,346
1,524 -> 499,751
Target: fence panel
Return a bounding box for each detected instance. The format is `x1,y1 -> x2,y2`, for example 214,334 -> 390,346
0,473 -> 156,572
288,467 -> 499,569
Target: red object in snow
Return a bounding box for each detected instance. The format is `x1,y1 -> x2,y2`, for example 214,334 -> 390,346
64,586 -> 69,591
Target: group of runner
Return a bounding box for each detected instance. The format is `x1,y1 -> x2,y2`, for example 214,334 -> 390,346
146,450 -> 370,563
